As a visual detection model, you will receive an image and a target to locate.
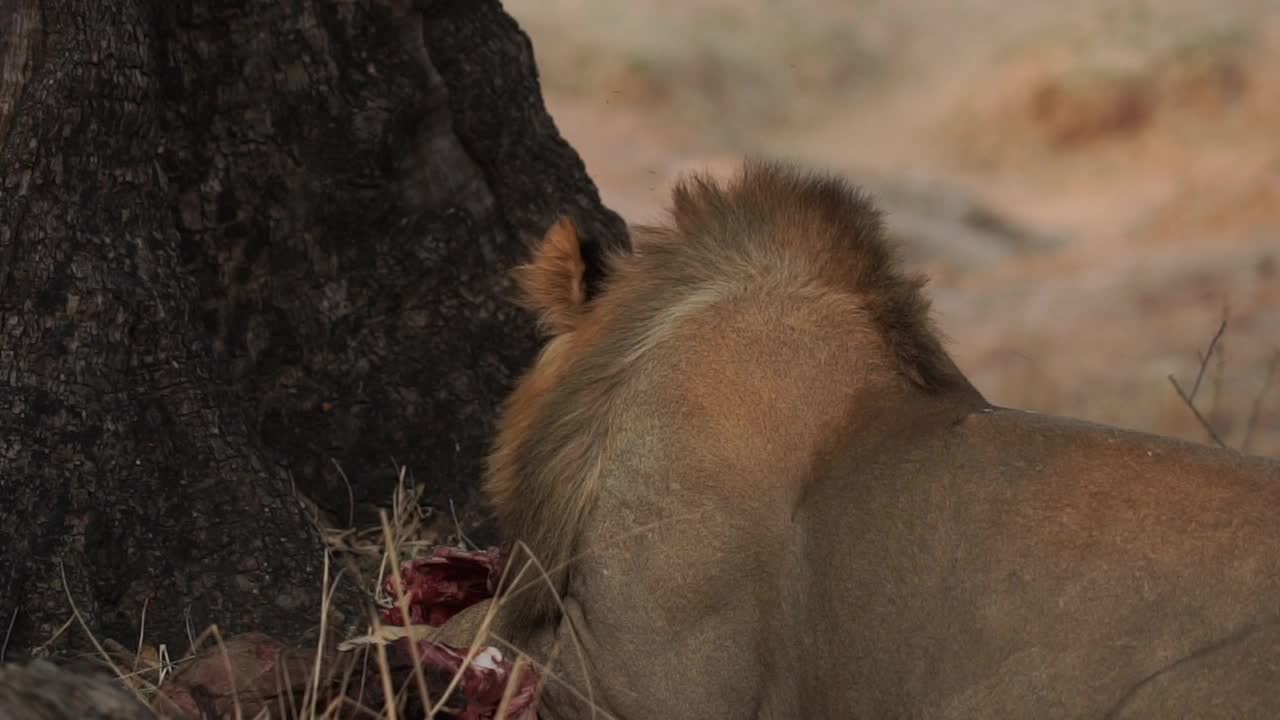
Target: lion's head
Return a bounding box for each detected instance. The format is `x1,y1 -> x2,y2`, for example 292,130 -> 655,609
487,160 -> 978,630
479,160 -> 1280,720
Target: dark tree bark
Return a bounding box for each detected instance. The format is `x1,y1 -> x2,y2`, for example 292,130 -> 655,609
0,1 -> 42,144
0,0 -> 627,660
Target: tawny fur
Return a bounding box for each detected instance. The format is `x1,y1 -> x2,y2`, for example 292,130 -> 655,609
485,159 -> 971,631
482,159 -> 1280,719
510,216 -> 589,336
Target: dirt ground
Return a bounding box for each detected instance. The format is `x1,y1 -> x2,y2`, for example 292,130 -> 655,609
505,0 -> 1280,455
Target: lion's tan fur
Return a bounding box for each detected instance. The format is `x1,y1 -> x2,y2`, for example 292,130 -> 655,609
510,216 -> 589,336
486,160 -> 972,629
483,159 -> 1280,718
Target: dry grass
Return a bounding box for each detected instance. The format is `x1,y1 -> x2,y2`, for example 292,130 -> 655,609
19,461 -> 728,719
12,468 -> 534,720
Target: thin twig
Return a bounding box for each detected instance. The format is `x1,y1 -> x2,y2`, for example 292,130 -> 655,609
133,594 -> 150,675
207,625 -> 245,720
57,562 -> 153,708
450,499 -> 479,551
494,654 -> 531,720
1169,316 -> 1230,448
1210,325 -> 1227,421
183,606 -> 197,657
1,607 -> 17,660
1168,375 -> 1228,448
1242,350 -> 1280,454
33,615 -> 75,658
1188,315 -> 1228,402
380,510 -> 435,716
331,458 -> 357,530
371,611 -> 400,720
302,549 -> 339,720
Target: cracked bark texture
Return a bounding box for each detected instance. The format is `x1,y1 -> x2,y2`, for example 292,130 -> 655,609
0,0 -> 628,659
0,0 -> 43,143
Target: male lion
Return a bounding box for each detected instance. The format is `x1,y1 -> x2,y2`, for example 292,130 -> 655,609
473,160 -> 1280,719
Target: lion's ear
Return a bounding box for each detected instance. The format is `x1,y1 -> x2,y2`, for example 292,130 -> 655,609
513,216 -> 591,335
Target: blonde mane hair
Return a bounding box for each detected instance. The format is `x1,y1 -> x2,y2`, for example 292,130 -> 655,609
486,159 -> 967,631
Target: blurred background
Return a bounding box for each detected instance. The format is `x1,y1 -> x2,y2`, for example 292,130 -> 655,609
503,0 -> 1280,455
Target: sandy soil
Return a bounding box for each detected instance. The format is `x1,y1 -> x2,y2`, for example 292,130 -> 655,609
505,0 -> 1280,454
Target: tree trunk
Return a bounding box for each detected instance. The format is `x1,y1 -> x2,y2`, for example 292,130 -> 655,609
0,0 -> 627,659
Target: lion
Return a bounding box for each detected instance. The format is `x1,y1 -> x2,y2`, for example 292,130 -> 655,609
469,159 -> 1280,719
